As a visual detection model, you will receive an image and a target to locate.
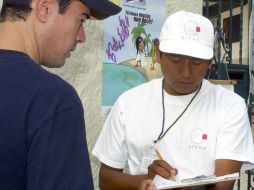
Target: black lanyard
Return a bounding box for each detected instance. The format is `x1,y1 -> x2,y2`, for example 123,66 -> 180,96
154,78 -> 202,144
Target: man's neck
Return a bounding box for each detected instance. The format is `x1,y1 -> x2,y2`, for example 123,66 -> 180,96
0,20 -> 39,63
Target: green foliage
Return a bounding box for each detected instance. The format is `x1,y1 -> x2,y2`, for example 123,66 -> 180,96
131,21 -> 146,44
131,21 -> 153,57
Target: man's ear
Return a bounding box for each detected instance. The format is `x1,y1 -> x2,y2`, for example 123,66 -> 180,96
34,0 -> 56,22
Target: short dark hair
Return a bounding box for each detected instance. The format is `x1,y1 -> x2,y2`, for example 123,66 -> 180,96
135,36 -> 144,54
0,0 -> 73,21
152,38 -> 159,44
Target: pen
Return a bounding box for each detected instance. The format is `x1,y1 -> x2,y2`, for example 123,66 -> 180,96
155,148 -> 176,180
155,148 -> 164,160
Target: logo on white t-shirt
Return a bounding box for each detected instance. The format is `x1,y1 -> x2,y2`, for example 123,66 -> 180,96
189,128 -> 208,151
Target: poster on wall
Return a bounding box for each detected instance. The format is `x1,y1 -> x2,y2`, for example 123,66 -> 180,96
102,0 -> 166,116
249,1 -> 254,95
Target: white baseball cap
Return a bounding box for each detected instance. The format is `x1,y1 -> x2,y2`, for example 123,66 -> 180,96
159,11 -> 214,60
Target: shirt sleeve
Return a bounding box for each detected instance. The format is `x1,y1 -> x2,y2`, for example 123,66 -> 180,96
216,99 -> 254,164
92,98 -> 128,169
26,105 -> 94,190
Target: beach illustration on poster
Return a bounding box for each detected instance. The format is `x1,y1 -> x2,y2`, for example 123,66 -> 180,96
102,0 -> 166,116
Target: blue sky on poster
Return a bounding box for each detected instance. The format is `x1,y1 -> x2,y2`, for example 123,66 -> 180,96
103,0 -> 166,64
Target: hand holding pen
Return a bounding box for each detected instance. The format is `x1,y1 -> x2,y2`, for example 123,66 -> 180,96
146,149 -> 178,180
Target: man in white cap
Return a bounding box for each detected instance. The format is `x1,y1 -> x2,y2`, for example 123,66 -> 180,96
0,0 -> 121,189
93,11 -> 254,190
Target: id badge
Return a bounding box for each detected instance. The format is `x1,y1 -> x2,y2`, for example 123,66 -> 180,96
139,144 -> 159,174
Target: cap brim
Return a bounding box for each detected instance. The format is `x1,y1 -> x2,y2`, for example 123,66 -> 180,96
82,0 -> 122,20
159,39 -> 213,60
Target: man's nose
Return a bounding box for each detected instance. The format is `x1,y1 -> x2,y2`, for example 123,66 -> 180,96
181,59 -> 193,78
76,26 -> 86,43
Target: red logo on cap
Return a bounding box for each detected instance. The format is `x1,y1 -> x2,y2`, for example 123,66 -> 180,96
202,134 -> 207,140
196,26 -> 200,32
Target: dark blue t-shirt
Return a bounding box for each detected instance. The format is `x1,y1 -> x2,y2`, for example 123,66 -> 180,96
0,50 -> 94,190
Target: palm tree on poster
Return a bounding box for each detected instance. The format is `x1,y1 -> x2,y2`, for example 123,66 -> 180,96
143,33 -> 152,56
131,21 -> 146,44
131,21 -> 152,55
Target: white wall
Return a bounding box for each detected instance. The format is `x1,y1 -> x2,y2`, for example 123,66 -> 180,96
165,0 -> 203,15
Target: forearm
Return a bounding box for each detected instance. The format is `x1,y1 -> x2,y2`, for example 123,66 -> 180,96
99,172 -> 147,190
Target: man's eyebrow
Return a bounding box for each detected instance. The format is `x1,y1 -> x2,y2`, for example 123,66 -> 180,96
82,13 -> 90,19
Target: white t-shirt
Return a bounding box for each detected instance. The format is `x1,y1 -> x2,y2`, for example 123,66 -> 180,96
92,78 -> 254,178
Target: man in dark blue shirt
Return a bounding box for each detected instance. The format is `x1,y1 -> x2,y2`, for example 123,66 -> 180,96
0,0 -> 121,189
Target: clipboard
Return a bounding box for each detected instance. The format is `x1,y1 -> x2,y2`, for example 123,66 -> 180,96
153,172 -> 239,189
